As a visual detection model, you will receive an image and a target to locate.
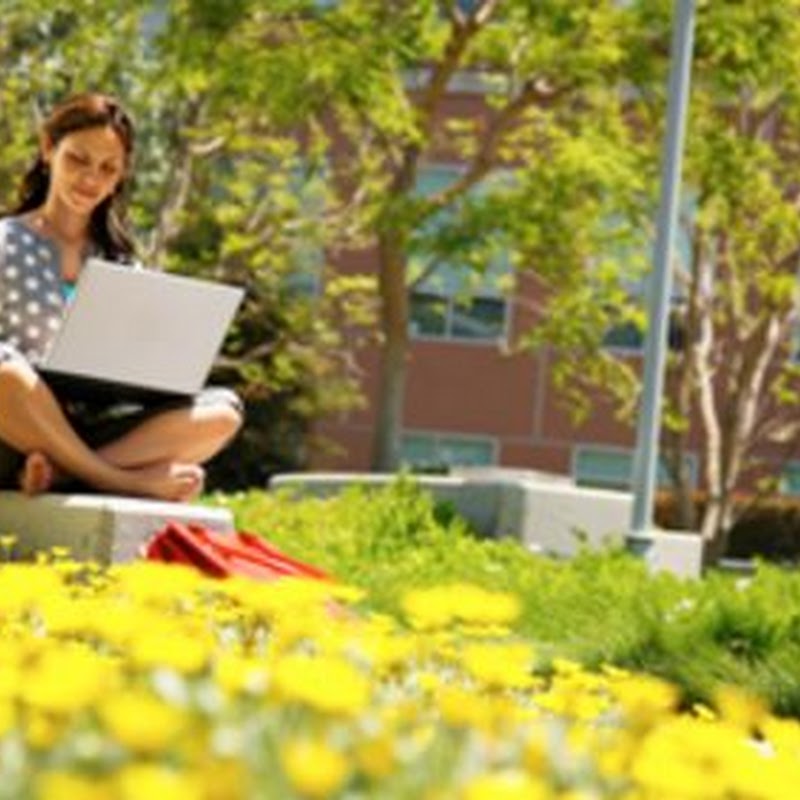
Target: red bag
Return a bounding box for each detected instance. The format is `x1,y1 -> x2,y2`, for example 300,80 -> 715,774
144,521 -> 329,582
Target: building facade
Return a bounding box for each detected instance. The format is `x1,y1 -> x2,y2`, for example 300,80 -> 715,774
311,78 -> 800,499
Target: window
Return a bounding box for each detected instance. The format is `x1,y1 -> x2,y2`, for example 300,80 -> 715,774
283,163 -> 328,297
603,195 -> 695,352
410,293 -> 505,340
401,432 -> 496,471
573,446 -> 697,491
781,463 -> 800,496
409,164 -> 511,344
603,300 -> 688,352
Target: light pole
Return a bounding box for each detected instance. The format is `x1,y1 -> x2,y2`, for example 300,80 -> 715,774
630,0 -> 697,534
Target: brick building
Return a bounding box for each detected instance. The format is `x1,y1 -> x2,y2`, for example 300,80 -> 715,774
311,74 -> 800,498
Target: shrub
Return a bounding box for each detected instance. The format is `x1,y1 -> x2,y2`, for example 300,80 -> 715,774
655,491 -> 800,561
0,555 -> 798,798
215,479 -> 800,716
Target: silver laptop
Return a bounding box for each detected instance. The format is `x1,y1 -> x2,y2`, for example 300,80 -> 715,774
40,258 -> 244,399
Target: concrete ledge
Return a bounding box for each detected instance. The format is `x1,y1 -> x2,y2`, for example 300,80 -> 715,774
271,471 -> 514,537
270,470 -> 705,578
270,468 -> 633,554
627,529 -> 704,579
0,492 -> 235,564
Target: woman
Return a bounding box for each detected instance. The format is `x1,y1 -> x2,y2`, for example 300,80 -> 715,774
0,93 -> 242,501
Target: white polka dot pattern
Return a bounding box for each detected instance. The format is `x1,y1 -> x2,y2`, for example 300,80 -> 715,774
0,218 -> 66,362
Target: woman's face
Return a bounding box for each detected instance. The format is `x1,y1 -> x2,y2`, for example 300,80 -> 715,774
43,125 -> 126,217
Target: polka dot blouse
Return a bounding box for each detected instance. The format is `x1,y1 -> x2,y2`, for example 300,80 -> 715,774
0,217 -> 72,363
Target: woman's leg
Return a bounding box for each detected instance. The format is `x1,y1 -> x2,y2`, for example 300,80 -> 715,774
0,360 -> 205,501
95,393 -> 242,470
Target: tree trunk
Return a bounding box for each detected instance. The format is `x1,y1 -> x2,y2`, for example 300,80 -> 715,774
662,425 -> 697,529
672,456 -> 697,530
371,232 -> 410,471
700,491 -> 735,564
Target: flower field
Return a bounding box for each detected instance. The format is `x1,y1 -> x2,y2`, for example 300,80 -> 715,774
1,552 -> 799,799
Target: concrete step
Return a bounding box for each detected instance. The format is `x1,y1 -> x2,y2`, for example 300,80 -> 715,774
0,492 -> 235,564
271,470 -> 704,578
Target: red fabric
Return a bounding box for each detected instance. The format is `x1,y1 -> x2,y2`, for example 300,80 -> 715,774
144,521 -> 329,581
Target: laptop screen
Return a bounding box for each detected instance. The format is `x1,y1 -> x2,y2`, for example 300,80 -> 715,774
41,258 -> 244,398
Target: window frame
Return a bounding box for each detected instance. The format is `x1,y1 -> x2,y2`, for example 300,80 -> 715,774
408,162 -> 512,346
572,444 -> 698,491
400,430 -> 498,471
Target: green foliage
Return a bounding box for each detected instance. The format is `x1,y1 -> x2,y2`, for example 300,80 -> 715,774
3,0 -> 799,509
0,0 -> 374,488
657,491 -> 800,563
0,0 -> 669,479
213,480 -> 800,717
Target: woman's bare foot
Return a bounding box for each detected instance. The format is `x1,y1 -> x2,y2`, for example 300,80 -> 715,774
130,462 -> 206,503
18,451 -> 56,496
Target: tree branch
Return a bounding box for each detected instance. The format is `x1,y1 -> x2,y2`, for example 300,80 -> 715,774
420,78 -> 568,221
144,98 -> 207,265
690,253 -> 722,498
416,3 -> 493,142
388,0 -> 500,200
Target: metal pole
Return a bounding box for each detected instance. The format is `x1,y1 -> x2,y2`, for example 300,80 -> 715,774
630,0 -> 697,533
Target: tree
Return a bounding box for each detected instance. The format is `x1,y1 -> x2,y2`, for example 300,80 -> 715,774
206,0 -> 640,470
657,0 -> 800,558
542,0 -> 800,560
0,0 -> 373,488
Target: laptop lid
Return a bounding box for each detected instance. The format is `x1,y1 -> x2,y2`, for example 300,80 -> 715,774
40,258 -> 244,397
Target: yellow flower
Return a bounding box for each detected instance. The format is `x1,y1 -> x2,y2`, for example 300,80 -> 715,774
46,546 -> 72,562
460,641 -> 535,690
99,690 -> 186,754
24,710 -> 67,749
462,769 -> 549,800
37,595 -> 105,638
0,565 -> 63,613
280,737 -> 350,799
713,685 -> 768,733
608,673 -> 679,725
402,584 -> 520,630
522,728 -> 549,775
535,685 -> 609,721
0,662 -> 20,701
115,764 -> 204,800
631,716 -> 758,798
354,734 -> 396,779
0,533 -> 17,558
232,577 -> 342,624
271,653 -> 369,716
550,658 -> 583,676
351,628 -> 418,674
762,716 -> 800,758
128,626 -> 212,674
81,604 -> 159,650
436,685 -> 517,732
594,728 -> 638,779
215,653 -> 269,696
195,757 -> 251,800
416,670 -> 441,693
36,770 -> 115,800
437,685 -> 491,728
691,702 -> 717,722
0,700 -> 15,737
22,646 -> 118,716
110,561 -> 207,607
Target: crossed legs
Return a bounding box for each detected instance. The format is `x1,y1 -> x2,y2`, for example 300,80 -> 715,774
0,360 -> 241,502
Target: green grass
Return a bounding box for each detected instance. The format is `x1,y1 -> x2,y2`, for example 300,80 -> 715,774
209,478 -> 800,717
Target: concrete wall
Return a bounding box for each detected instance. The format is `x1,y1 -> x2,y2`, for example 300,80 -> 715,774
269,469 -> 703,578
0,492 -> 234,564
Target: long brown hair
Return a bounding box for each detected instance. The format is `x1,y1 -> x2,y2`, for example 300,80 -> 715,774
11,93 -> 137,262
